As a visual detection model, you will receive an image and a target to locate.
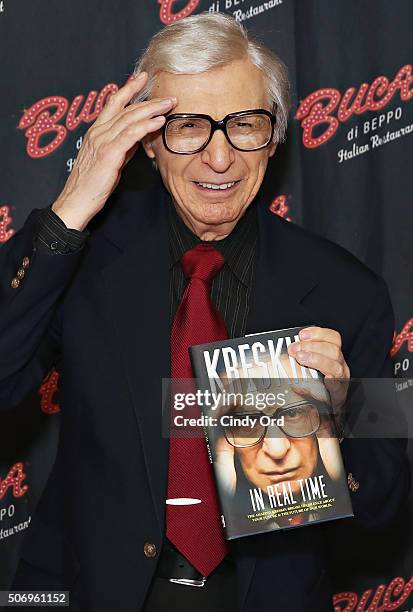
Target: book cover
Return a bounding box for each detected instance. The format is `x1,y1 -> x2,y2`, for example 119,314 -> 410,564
189,326 -> 354,540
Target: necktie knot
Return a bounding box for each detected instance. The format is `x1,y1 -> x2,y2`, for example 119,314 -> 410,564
181,244 -> 225,283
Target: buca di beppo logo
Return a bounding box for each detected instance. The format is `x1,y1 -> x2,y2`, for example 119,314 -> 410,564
391,317 -> 413,379
0,205 -> 15,243
296,64 -> 413,149
269,194 -> 292,221
391,318 -> 413,358
333,575 -> 413,611
39,369 -> 60,414
0,463 -> 29,501
158,0 -> 199,24
18,83 -> 118,159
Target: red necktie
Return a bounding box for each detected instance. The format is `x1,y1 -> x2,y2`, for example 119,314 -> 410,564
166,244 -> 229,576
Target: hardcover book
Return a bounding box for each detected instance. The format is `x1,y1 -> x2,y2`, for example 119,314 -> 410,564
189,326 -> 353,540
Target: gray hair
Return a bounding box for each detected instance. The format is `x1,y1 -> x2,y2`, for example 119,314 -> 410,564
131,11 -> 291,145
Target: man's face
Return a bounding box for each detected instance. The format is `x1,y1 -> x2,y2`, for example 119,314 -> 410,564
235,430 -> 319,495
142,58 -> 277,239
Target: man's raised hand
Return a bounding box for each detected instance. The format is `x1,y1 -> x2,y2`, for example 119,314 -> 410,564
51,72 -> 177,230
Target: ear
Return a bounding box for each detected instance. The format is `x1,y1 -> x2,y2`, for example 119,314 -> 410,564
141,134 -> 156,160
268,142 -> 277,158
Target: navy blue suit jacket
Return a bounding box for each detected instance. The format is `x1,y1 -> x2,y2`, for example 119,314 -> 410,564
0,178 -> 409,611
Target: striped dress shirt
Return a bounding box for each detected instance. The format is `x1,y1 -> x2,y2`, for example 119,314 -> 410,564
168,200 -> 257,338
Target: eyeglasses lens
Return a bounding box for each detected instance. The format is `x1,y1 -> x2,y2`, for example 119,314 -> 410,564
226,114 -> 272,150
225,403 -> 321,448
165,113 -> 272,153
278,403 -> 320,438
166,117 -> 211,153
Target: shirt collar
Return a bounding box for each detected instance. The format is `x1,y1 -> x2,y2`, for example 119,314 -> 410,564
168,197 -> 257,286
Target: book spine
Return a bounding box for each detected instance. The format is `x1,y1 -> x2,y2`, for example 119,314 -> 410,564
189,345 -> 230,538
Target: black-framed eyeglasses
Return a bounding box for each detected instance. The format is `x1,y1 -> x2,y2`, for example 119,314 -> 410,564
223,399 -> 327,449
162,107 -> 277,154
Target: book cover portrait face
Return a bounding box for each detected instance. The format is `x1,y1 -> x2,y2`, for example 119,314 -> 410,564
212,350 -> 347,528
233,404 -> 321,497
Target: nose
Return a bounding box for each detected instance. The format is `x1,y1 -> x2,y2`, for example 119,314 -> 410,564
200,129 -> 235,172
261,427 -> 291,460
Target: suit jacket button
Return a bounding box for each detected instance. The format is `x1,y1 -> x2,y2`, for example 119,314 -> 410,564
22,256 -> 30,268
50,242 -> 58,250
347,472 -> 360,492
144,542 -> 157,558
17,268 -> 25,279
11,277 -> 20,289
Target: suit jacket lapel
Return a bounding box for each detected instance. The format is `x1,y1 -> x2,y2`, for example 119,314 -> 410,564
96,180 -> 171,534
247,196 -> 319,335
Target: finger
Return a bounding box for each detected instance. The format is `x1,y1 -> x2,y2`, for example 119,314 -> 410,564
122,95 -> 176,117
89,115 -> 167,171
298,326 -> 342,347
293,350 -> 348,379
325,361 -> 351,380
106,97 -> 177,142
115,116 -> 168,158
103,95 -> 177,131
96,71 -> 148,125
288,340 -> 343,363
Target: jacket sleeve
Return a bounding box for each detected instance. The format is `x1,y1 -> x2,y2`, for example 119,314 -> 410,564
35,205 -> 90,255
0,207 -> 87,410
340,277 -> 410,529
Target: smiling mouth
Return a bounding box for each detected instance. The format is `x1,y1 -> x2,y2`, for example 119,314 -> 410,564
192,180 -> 241,192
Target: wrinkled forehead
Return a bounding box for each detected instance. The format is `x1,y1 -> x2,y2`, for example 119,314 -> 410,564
151,59 -> 271,118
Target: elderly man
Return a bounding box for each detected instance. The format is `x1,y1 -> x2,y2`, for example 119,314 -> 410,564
0,11 -> 408,612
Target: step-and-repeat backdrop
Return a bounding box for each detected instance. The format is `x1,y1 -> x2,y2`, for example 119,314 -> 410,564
1,1 -> 413,609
